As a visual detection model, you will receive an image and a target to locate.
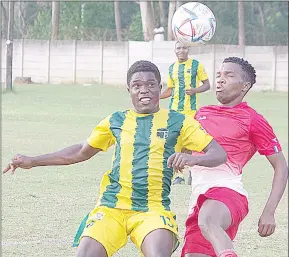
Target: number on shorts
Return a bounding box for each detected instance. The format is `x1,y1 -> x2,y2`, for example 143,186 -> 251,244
160,215 -> 174,228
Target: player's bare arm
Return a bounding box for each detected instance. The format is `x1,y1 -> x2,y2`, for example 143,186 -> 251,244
185,79 -> 210,95
258,152 -> 288,237
160,87 -> 173,99
167,139 -> 227,170
3,142 -> 101,174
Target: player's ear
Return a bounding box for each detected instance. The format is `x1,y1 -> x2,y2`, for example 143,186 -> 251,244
242,82 -> 251,92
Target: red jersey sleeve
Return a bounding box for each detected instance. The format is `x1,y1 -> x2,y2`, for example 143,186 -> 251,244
249,113 -> 282,156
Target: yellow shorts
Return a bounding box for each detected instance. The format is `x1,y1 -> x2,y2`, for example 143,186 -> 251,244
73,206 -> 179,257
178,110 -> 197,117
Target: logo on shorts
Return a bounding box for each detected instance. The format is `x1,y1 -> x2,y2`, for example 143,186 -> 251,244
86,221 -> 95,228
157,128 -> 168,139
95,211 -> 104,220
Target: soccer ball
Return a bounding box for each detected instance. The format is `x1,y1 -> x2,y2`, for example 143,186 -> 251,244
172,2 -> 216,45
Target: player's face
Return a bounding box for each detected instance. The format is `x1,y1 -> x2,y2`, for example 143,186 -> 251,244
175,42 -> 189,62
215,62 -> 251,106
128,71 -> 161,114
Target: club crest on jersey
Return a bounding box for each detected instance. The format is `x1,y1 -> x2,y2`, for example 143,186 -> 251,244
157,128 -> 168,139
186,69 -> 191,74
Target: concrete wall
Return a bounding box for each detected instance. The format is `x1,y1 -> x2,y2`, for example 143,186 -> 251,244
1,40 -> 288,91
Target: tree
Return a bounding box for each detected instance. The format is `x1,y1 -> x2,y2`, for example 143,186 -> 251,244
51,1 -> 60,40
238,0 -> 245,46
139,1 -> 155,41
114,1 -> 122,41
167,1 -> 176,41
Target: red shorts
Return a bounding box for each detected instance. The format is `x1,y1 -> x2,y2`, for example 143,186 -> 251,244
181,187 -> 249,257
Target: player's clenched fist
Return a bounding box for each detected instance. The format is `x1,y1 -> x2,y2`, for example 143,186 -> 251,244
167,152 -> 199,171
3,154 -> 33,174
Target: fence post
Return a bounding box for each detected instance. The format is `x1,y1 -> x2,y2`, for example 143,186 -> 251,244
271,45 -> 277,91
127,41 -> 130,70
151,40 -> 154,62
73,40 -> 77,83
21,38 -> 24,77
211,44 -> 215,90
100,41 -> 103,84
47,39 -> 51,83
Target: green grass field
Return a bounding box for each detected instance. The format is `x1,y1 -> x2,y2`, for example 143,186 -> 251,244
2,84 -> 288,257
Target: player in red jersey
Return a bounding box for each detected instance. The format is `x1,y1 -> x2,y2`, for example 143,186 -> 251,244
182,57 -> 288,257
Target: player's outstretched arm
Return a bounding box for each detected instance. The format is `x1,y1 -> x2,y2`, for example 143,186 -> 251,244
167,139 -> 227,170
160,87 -> 173,99
258,152 -> 288,237
3,142 -> 101,174
185,79 -> 210,96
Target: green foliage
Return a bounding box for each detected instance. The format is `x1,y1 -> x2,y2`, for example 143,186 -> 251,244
26,9 -> 51,39
23,1 -> 288,45
127,10 -> 143,41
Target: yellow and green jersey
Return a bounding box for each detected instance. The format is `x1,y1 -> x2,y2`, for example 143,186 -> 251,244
168,58 -> 208,112
87,109 -> 212,212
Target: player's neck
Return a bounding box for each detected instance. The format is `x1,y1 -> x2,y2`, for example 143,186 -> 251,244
178,58 -> 189,63
220,98 -> 243,108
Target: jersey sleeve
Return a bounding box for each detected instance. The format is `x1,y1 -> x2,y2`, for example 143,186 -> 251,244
87,115 -> 116,151
249,113 -> 282,156
197,63 -> 209,81
167,73 -> 174,88
180,116 -> 213,152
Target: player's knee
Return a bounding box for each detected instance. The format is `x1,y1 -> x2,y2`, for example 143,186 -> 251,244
198,213 -> 222,239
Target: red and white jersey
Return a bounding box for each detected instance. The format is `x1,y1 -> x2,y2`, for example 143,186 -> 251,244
188,102 -> 282,213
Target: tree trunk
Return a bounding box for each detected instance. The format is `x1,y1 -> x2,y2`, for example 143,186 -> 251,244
114,1 -> 122,41
238,0 -> 245,46
5,1 -> 14,91
139,1 -> 155,41
158,1 -> 166,28
176,1 -> 182,9
51,1 -> 60,40
167,1 -> 176,41
257,2 -> 266,45
1,2 -> 8,38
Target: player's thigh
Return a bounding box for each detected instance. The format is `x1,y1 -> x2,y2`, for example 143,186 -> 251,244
76,237 -> 107,257
198,199 -> 232,230
129,210 -> 179,256
74,206 -> 128,257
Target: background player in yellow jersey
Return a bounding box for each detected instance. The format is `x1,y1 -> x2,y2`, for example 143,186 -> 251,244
161,40 -> 211,185
3,61 -> 227,257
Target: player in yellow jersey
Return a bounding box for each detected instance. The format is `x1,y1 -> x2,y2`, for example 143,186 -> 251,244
161,41 -> 211,185
3,61 -> 227,257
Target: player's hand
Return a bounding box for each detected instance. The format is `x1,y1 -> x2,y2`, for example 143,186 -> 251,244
258,212 -> 276,237
167,153 -> 199,171
185,87 -> 197,95
3,154 -> 33,174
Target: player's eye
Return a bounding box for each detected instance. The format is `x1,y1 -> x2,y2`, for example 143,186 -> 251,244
132,84 -> 140,89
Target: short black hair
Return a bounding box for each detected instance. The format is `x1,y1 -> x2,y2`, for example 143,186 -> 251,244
127,60 -> 161,85
223,57 -> 256,86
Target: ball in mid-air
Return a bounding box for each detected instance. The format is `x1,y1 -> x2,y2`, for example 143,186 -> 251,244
172,2 -> 216,45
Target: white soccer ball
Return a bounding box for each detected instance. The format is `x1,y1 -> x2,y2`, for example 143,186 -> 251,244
172,2 -> 216,45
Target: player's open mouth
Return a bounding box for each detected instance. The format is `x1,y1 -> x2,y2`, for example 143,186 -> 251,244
139,97 -> 152,104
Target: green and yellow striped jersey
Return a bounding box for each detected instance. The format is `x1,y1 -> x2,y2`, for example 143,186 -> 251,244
87,108 -> 212,212
168,58 -> 208,112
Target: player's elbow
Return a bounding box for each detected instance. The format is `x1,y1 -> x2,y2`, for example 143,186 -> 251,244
219,146 -> 228,164
213,142 -> 228,166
